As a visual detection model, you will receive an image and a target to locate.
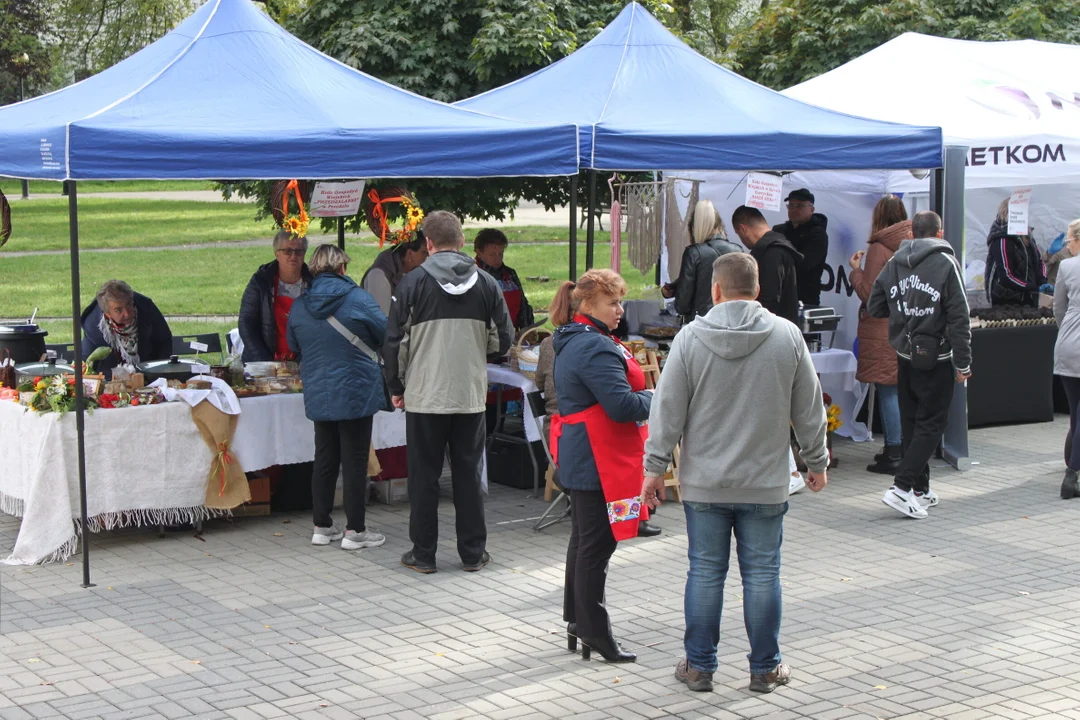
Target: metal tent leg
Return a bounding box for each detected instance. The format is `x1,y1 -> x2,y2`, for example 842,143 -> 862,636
534,492 -> 570,531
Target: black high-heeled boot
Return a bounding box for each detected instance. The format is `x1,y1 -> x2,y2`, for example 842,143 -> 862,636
567,623 -> 577,652
579,635 -> 637,663
1061,469 -> 1079,499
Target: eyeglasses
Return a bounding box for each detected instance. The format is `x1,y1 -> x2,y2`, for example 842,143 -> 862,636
277,248 -> 305,257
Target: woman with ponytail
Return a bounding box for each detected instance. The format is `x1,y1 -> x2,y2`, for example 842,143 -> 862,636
550,270 -> 653,664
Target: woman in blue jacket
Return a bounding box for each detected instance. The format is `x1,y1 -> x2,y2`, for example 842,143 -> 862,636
551,269 -> 652,664
287,245 -> 388,551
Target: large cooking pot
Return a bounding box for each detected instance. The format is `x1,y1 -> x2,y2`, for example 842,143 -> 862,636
137,355 -> 206,383
0,323 -> 48,364
15,356 -> 75,385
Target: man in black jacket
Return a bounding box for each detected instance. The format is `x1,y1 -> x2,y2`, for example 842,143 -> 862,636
81,280 -> 172,379
773,189 -> 829,307
238,231 -> 314,362
384,211 -> 514,574
868,211 -> 972,519
731,206 -> 802,325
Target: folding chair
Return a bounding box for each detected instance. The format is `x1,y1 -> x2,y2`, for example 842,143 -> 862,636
172,333 -> 225,364
529,390 -> 571,531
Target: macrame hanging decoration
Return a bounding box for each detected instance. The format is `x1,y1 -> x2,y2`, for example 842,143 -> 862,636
608,175 -> 622,274
621,181 -> 664,274
664,180 -> 700,281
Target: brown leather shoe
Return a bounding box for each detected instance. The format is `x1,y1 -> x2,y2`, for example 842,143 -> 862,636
675,658 -> 713,692
749,662 -> 790,693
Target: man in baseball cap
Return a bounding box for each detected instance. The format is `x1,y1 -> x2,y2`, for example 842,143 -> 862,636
774,189 -> 829,307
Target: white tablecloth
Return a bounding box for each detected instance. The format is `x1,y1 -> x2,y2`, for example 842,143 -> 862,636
486,364 -> 540,442
810,349 -> 870,442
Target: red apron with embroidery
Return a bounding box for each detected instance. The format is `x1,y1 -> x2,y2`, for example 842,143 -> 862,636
550,322 -> 649,541
273,276 -> 296,361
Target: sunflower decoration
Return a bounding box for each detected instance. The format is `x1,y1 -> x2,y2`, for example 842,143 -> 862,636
273,179 -> 310,240
366,186 -> 423,247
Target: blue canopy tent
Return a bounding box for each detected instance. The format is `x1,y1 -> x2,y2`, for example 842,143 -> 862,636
0,0 -> 579,583
457,1 -> 944,271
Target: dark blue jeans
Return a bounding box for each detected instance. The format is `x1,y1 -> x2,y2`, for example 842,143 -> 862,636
683,501 -> 787,675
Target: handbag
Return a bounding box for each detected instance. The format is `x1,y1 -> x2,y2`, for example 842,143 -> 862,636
908,332 -> 940,371
326,314 -> 393,409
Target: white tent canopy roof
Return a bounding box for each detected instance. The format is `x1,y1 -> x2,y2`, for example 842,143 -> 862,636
784,33 -> 1080,188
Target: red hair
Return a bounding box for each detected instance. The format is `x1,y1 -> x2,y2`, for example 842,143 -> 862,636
549,269 -> 627,326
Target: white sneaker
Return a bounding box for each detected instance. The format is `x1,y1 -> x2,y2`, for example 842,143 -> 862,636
341,530 -> 386,550
788,472 -> 806,495
312,523 -> 345,545
914,490 -> 939,508
882,486 -> 928,519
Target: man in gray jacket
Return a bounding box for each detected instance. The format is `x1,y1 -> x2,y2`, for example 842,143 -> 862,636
642,252 -> 829,694
867,211 -> 972,519
384,211 -> 514,574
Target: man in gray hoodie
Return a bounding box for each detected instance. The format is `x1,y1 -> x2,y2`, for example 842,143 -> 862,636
384,211 -> 514,574
641,252 -> 829,694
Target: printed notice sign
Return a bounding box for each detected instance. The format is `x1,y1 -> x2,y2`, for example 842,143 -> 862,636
1007,187 -> 1032,236
745,173 -> 783,212
310,181 -> 366,218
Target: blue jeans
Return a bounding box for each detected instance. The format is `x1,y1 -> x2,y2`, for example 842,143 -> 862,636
683,501 -> 787,675
876,383 -> 902,446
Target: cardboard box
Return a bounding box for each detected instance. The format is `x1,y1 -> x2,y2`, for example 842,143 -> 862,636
232,475 -> 270,516
372,478 -> 408,505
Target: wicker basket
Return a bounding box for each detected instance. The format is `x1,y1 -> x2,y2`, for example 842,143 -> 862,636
512,327 -> 551,379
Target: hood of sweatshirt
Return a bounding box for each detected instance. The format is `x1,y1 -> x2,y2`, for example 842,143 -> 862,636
304,272 -> 356,319
986,216 -> 1011,245
686,300 -> 776,360
421,250 -> 479,296
893,237 -> 956,269
552,316 -> 610,355
753,230 -> 804,263
869,220 -> 911,252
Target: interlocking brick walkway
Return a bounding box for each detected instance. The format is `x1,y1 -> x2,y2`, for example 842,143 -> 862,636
2,417 -> 1079,720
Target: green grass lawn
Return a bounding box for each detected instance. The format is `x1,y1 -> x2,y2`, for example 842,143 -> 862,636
1,243 -> 656,321
1,196 -> 606,252
0,179 -> 217,196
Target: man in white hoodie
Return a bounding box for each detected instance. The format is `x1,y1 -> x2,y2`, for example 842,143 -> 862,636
642,252 -> 829,694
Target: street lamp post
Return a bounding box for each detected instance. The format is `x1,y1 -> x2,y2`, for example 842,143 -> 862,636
15,53 -> 30,199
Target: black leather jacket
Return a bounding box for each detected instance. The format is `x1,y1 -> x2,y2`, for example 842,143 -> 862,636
238,260 -> 313,362
673,236 -> 743,320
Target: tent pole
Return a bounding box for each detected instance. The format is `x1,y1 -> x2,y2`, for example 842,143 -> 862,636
68,181 -> 94,589
568,176 -> 578,280
337,216 -> 345,250
585,170 -> 597,270
940,146 -> 969,473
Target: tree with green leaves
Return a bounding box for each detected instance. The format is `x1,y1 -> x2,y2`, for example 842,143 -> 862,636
732,0 -> 1080,90
0,0 -> 51,105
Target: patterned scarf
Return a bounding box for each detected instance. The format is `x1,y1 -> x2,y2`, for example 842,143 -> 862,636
98,307 -> 140,366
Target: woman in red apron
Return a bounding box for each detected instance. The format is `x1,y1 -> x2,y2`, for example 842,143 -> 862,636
549,270 -> 653,663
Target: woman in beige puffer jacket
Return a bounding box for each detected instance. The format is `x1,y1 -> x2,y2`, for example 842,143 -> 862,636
849,196 -> 910,473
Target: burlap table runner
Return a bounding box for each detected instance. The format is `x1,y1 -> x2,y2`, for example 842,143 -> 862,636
191,401 -> 250,509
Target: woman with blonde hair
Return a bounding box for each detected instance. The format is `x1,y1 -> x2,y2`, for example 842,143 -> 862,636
985,197 -> 1046,307
850,195 -> 910,473
1053,219 -> 1080,498
551,269 -> 653,663
662,200 -> 742,322
287,244 -> 388,550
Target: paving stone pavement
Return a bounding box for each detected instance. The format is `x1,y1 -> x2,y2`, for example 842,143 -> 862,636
3,417 -> 1080,720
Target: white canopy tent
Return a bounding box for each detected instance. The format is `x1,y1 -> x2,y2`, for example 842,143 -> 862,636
693,34 -> 1080,294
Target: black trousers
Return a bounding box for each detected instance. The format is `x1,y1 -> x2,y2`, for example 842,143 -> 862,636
1061,377 -> 1080,471
312,416 -> 372,532
405,412 -> 487,565
895,358 -> 955,493
563,489 -> 617,639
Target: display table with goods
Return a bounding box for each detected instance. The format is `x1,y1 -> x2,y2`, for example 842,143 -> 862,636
967,307 -> 1057,427
0,358 -> 405,564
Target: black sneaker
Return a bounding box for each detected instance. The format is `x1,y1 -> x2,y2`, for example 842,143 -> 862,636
462,552 -> 491,572
401,551 -> 437,574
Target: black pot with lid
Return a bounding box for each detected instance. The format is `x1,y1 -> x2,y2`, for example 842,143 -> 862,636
16,356 -> 75,384
0,323 -> 48,365
137,355 -> 207,383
